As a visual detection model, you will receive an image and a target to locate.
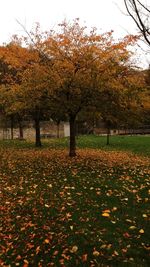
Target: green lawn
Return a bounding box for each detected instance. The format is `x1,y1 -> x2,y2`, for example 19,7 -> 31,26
0,134 -> 150,156
0,136 -> 150,266
77,135 -> 150,156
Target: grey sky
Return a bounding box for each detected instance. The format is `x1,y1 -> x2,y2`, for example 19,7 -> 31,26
0,0 -> 149,68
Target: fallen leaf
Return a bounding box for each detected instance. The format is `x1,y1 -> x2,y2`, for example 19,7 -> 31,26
93,250 -> 100,256
36,246 -> 40,254
100,244 -> 107,249
129,226 -> 136,230
113,250 -> 119,256
82,254 -> 88,262
142,214 -> 147,218
123,232 -> 130,238
44,239 -> 50,244
16,255 -> 22,260
102,212 -> 110,217
70,245 -> 78,253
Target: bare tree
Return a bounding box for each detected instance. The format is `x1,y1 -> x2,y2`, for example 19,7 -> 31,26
124,0 -> 150,46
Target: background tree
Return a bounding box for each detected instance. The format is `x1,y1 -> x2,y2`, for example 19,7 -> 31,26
50,105 -> 68,138
19,62 -> 53,146
0,41 -> 53,146
140,67 -> 150,125
0,44 -> 26,139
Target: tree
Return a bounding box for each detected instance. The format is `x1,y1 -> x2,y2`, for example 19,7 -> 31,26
36,19 -> 138,156
122,0 -> 150,127
0,41 -> 53,146
0,20 -> 140,156
20,62 -> 54,146
140,67 -> 150,125
124,0 -> 150,46
95,62 -> 145,143
50,105 -> 68,138
0,44 -> 26,140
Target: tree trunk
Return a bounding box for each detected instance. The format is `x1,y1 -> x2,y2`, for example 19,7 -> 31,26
10,116 -> 14,140
35,118 -> 41,147
69,115 -> 76,157
106,127 -> 110,145
18,120 -> 24,139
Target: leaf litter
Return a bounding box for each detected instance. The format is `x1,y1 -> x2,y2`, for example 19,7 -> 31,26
0,148 -> 150,266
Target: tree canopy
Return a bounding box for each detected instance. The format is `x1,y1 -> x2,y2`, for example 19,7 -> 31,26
0,19 -> 147,156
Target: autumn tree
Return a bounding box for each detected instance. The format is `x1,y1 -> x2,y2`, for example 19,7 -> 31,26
93,36 -> 145,143
0,20 -> 141,155
20,60 -> 55,146
77,107 -> 101,135
140,67 -> 150,125
122,72 -> 144,131
0,43 -> 26,139
0,40 -> 52,145
31,19 -> 138,156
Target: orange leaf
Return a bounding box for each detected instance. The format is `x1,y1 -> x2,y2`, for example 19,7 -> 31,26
102,212 -> 110,217
82,254 -> 88,262
44,239 -> 50,244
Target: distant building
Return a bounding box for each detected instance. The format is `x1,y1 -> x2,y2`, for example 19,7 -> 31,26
0,120 -> 70,140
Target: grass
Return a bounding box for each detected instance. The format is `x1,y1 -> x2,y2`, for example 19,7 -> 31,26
0,135 -> 150,266
0,134 -> 150,156
76,135 -> 150,157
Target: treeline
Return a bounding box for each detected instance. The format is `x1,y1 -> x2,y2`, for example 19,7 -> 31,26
0,19 -> 149,156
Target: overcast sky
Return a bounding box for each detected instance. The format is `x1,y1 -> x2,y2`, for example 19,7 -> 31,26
0,0 -> 149,68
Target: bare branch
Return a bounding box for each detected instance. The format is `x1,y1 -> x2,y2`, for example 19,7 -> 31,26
16,19 -> 53,62
124,0 -> 150,46
136,0 -> 150,13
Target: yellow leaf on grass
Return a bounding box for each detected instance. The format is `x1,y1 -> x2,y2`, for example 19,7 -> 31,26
129,226 -> 136,230
112,207 -> 117,211
70,246 -> 78,253
93,250 -> 100,256
36,246 -> 40,254
100,244 -> 107,249
139,229 -> 144,234
102,212 -> 110,217
113,250 -> 119,256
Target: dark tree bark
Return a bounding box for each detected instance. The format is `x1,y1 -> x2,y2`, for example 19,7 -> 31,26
18,119 -> 24,139
10,115 -> 14,140
106,127 -> 110,145
34,116 -> 41,147
69,114 -> 76,157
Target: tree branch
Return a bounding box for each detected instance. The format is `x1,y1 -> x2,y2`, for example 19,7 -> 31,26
124,0 -> 150,46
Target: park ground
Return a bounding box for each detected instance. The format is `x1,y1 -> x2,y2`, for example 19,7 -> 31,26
0,135 -> 150,266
